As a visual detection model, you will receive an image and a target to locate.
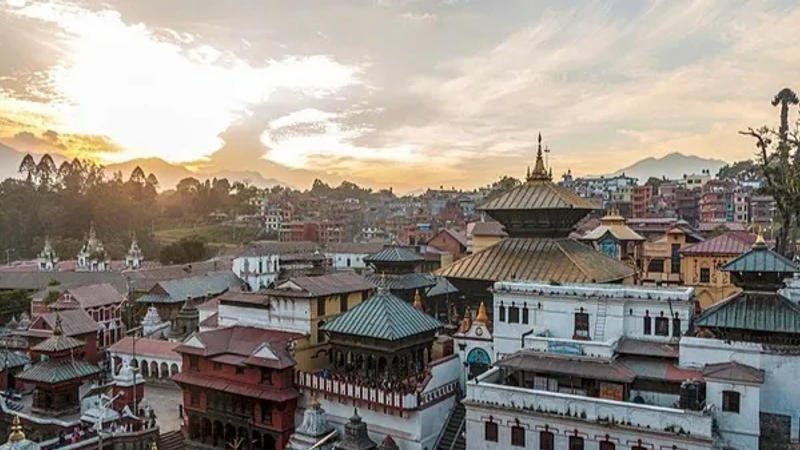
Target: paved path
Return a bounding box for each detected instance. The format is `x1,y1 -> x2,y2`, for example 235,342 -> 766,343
143,383 -> 183,432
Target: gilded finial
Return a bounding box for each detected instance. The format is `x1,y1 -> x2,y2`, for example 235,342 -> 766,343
413,289 -> 424,311
150,441 -> 158,450
377,272 -> 387,293
528,132 -> 551,181
754,226 -> 767,248
8,415 -> 25,442
475,301 -> 488,324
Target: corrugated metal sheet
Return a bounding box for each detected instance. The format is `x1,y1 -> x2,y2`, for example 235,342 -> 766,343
137,271 -> 240,304
321,290 -> 441,341
722,244 -> 799,273
697,291 -> 800,333
680,232 -> 755,256
32,334 -> 84,353
435,237 -> 635,284
364,246 -> 423,264
479,180 -> 599,211
276,272 -> 374,297
364,273 -> 436,291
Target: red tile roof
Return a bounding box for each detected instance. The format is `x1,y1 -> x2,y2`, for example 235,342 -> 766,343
108,336 -> 180,360
176,326 -> 302,370
24,309 -> 98,337
53,283 -> 125,309
680,232 -> 756,256
172,371 -> 299,402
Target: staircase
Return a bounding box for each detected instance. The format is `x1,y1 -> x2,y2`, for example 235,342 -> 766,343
593,300 -> 608,342
158,430 -> 185,450
437,402 -> 466,450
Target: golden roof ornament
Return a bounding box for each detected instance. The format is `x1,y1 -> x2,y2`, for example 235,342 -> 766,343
8,415 -> 25,442
413,289 -> 424,311
527,133 -> 551,182
475,301 -> 488,324
754,226 -> 767,248
460,306 -> 471,333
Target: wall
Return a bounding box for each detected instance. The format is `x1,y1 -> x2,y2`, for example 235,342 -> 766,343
706,379 -> 760,450
232,255 -> 279,290
681,253 -> 741,309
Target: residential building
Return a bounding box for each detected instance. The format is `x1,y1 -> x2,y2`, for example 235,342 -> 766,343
136,271 -> 240,326
630,185 -> 652,218
233,241 -> 319,290
579,211 -> 645,267
641,222 -> 703,286
324,242 -> 384,272
465,221 -> 506,254
426,229 -> 467,260
45,283 -> 126,351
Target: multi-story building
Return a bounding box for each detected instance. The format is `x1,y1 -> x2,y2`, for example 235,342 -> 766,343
750,195 -> 776,226
679,232 -> 755,309
465,221 -> 507,254
324,242 -> 384,271
641,222 -> 703,286
678,170 -> 712,190
630,185 -> 652,219
46,283 -> 126,351
232,241 -> 319,289
174,326 -> 303,450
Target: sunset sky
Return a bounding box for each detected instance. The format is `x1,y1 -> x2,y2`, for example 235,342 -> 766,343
1,0 -> 799,191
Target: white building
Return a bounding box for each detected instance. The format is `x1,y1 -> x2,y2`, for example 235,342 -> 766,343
125,236 -> 144,269
232,241 -> 318,290
76,223 -> 110,272
36,237 -> 58,272
324,242 -> 383,271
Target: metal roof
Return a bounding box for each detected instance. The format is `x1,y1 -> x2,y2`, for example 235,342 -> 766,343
436,237 -> 635,284
702,361 -> 764,384
0,350 -> 30,371
32,334 -> 84,353
721,241 -> 800,274
681,232 -> 756,256
497,351 -> 635,383
479,179 -> 599,212
321,289 -> 442,341
696,291 -> 800,333
364,246 -> 423,264
137,271 -> 240,304
364,272 -> 436,291
17,358 -> 101,384
272,271 -> 374,297
238,240 -> 319,257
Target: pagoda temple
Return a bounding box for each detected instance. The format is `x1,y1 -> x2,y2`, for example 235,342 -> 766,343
437,134 -> 635,308
0,416 -> 39,450
16,314 -> 101,416
332,410 -> 377,450
696,234 -> 800,344
363,246 -> 435,302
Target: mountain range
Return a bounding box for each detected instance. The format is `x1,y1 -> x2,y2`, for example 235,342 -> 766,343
604,152 -> 726,183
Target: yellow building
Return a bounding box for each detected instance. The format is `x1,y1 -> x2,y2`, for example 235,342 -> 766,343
679,232 -> 756,309
641,222 -> 703,286
466,221 -> 507,254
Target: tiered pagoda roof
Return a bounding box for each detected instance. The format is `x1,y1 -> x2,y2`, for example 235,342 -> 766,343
437,134 -> 634,288
364,246 -> 423,264
321,282 -> 442,341
18,314 -> 100,385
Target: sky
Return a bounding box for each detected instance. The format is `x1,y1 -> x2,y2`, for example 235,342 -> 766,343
1,0 -> 799,192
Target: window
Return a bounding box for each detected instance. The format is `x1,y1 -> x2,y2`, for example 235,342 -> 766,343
499,305 -> 506,322
260,400 -> 272,424
511,426 -> 525,447
671,243 -> 681,273
189,388 -> 199,406
673,317 -> 682,336
574,312 -> 590,339
599,442 -> 615,450
522,307 -> 529,324
340,295 -> 348,313
655,317 -> 669,336
722,391 -> 740,413
189,355 -> 199,371
569,436 -> 584,450
236,366 -> 244,375
700,267 -> 710,283
260,368 -> 272,385
213,362 -> 221,371
317,299 -> 325,317
484,422 -> 498,442
643,315 -> 652,335
648,259 -> 664,273
509,306 -> 520,323
539,431 -> 554,450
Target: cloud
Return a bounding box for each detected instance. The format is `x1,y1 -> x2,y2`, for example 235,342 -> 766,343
401,12 -> 437,23
2,0 -> 361,163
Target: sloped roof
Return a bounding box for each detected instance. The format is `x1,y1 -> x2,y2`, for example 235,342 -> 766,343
0,350 -> 30,371
55,283 -> 125,309
426,277 -> 459,297
696,291 -> 800,333
34,309 -> 99,336
436,237 -> 635,284
580,221 -> 645,242
108,336 -> 180,360
722,240 -> 799,274
479,179 -> 599,211
497,351 -> 635,383
364,246 -> 423,264
703,361 -> 764,384
32,333 -> 84,353
238,240 -> 318,257
0,271 -> 126,292
325,242 -> 385,254
468,221 -> 507,237
681,232 -> 756,256
175,326 -> 302,370
433,229 -> 468,248
17,358 -> 101,384
364,273 -> 436,291
272,272 -> 374,297
321,290 -> 442,341
138,271 -> 240,304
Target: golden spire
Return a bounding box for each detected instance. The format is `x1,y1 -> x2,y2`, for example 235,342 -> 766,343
527,132 -> 551,182
413,289 -> 424,311
475,301 -> 488,323
460,306 -> 471,333
8,415 -> 25,442
754,226 -> 767,248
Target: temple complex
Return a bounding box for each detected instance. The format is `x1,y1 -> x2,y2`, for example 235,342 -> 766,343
125,235 -> 144,269
437,134 -> 635,310
75,223 -> 110,272
35,238 -> 58,272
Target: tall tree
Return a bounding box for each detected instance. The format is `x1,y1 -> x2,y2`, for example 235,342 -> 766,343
18,154 -> 36,184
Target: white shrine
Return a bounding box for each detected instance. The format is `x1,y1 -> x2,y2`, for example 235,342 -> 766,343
125,235 -> 144,269
36,237 -> 58,272
76,223 -> 110,272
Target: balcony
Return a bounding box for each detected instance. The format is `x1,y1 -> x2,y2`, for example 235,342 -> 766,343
466,368 -> 713,440
523,335 -> 618,359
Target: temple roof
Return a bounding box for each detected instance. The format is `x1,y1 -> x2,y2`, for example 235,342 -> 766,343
363,272 -> 436,291
272,272 -> 375,298
722,238 -> 799,273
703,361 -> 765,384
436,237 -> 635,284
680,232 -> 756,256
175,326 -> 302,370
0,351 -> 30,372
580,213 -> 645,242
31,314 -> 85,353
480,179 -> 599,212
321,289 -> 441,341
363,246 -> 423,264
137,271 -> 240,304
17,358 -> 100,384
696,291 -> 800,334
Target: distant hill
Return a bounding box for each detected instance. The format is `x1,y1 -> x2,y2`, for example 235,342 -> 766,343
606,152 -> 726,183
